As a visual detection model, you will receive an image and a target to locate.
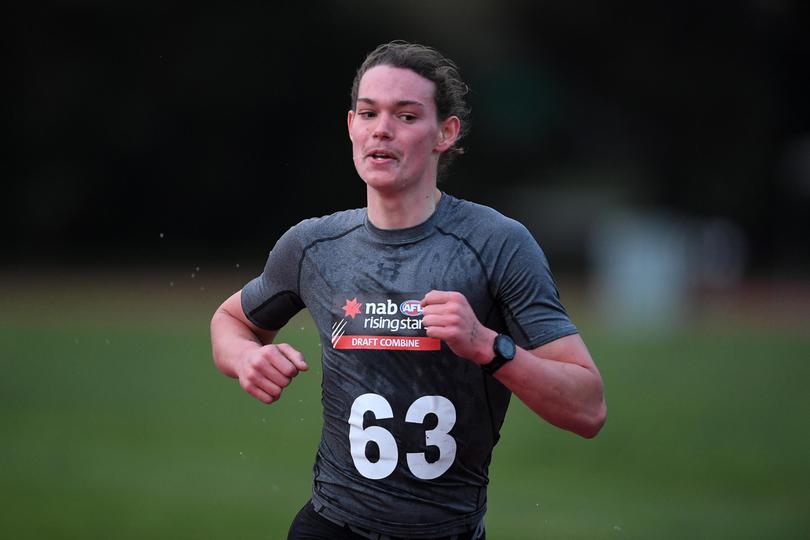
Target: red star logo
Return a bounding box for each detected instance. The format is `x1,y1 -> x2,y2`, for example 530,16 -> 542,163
342,297 -> 362,319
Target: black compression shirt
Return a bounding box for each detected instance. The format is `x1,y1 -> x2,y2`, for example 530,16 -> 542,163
241,192 -> 577,538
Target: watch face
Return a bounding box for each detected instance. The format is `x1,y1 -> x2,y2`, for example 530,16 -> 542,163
495,335 -> 516,360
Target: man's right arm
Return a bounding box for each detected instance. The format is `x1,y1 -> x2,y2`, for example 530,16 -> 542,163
210,290 -> 308,404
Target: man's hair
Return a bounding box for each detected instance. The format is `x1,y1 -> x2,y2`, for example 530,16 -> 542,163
350,41 -> 471,175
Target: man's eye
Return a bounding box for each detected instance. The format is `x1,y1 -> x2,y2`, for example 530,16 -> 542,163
400,114 -> 416,122
359,111 -> 376,119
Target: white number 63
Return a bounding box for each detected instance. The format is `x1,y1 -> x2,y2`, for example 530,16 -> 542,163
348,393 -> 457,480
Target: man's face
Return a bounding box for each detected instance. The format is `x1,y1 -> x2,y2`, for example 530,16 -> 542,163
348,65 -> 453,194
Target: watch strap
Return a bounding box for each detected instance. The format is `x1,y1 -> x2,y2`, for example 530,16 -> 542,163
482,354 -> 509,375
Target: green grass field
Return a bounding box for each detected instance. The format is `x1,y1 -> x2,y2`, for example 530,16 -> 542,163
1,271 -> 809,539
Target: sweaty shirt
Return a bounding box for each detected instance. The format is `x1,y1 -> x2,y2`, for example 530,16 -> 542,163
241,192 -> 577,538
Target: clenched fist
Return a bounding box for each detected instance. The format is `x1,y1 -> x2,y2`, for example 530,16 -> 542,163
236,343 -> 308,404
420,290 -> 497,365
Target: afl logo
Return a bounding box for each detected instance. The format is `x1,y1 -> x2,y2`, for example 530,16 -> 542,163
400,300 -> 424,317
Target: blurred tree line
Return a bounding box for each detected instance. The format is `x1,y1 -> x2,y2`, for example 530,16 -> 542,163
8,1 -> 809,276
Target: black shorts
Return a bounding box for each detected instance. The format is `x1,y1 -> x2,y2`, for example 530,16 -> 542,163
287,500 -> 485,540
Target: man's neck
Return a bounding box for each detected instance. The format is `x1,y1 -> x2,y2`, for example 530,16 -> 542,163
367,186 -> 442,230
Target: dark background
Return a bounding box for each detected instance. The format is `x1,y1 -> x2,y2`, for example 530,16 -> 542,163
9,0 -> 810,277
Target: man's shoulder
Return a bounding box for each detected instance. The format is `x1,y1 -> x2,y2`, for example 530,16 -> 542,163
442,194 -> 530,239
288,207 -> 367,244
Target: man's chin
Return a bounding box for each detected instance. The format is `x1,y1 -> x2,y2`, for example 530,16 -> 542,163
361,173 -> 403,192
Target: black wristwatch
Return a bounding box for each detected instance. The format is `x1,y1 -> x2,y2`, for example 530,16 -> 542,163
482,334 -> 516,375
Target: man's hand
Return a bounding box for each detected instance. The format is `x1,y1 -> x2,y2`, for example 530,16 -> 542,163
420,290 -> 497,364
236,343 -> 308,404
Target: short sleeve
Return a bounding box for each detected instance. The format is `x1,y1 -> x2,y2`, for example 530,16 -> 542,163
241,223 -> 307,331
494,222 -> 578,349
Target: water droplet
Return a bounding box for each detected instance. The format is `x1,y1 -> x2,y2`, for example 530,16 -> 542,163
169,281 -> 174,287
190,273 -> 195,279
235,263 -> 240,268
195,266 -> 200,272
159,232 -> 164,239
300,418 -> 304,422
613,525 -> 622,532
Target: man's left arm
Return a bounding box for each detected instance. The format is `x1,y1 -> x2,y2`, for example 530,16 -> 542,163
421,290 -> 606,439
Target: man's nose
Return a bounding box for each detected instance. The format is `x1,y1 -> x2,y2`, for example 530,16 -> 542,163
372,114 -> 393,139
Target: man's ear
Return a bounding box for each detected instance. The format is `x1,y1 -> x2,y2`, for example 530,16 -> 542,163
347,110 -> 355,141
435,116 -> 461,152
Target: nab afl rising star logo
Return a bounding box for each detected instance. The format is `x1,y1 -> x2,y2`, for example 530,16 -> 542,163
331,293 -> 439,351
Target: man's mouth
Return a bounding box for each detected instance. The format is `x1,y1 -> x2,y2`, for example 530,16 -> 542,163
367,149 -> 397,162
